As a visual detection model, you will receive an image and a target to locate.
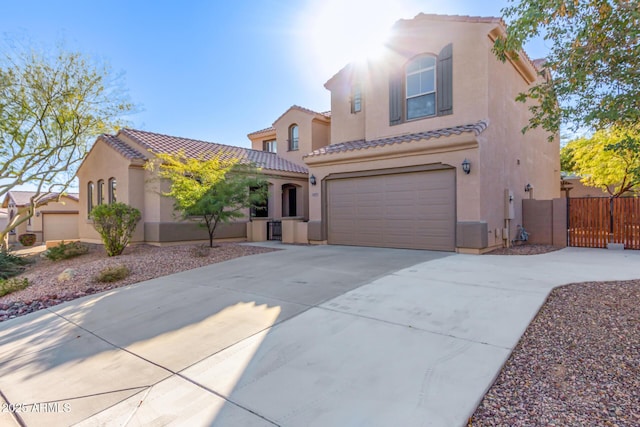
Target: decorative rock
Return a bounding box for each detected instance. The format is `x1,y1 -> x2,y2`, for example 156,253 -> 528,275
57,268 -> 77,282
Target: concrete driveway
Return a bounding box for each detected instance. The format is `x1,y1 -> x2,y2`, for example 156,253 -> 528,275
0,245 -> 638,427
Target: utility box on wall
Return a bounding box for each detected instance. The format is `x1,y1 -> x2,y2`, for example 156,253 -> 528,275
504,189 -> 515,219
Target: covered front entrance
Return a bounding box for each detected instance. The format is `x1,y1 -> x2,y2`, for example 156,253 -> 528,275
326,168 -> 456,251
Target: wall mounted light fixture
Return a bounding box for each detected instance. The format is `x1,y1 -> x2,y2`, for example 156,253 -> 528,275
524,183 -> 533,192
310,175 -> 317,186
461,159 -> 471,174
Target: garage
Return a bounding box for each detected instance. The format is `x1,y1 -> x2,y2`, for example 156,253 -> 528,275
42,212 -> 79,242
327,169 -> 456,251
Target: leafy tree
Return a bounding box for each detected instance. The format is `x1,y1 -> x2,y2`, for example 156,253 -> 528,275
494,0 -> 640,137
90,203 -> 141,256
147,151 -> 268,248
561,126 -> 640,197
0,41 -> 133,249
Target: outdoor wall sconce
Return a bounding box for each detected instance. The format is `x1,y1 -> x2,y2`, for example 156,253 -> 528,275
524,183 -> 533,192
310,175 -> 317,186
35,211 -> 40,217
461,159 -> 471,174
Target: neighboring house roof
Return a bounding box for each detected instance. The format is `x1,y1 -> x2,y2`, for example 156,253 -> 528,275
120,129 -> 308,174
305,120 -> 489,158
2,191 -> 79,208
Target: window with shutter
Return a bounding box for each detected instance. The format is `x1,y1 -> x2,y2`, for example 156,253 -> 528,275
389,72 -> 403,125
437,43 -> 453,116
389,44 -> 453,124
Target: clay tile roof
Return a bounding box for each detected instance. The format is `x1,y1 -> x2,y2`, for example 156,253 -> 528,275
100,134 -> 146,160
5,190 -> 77,207
121,128 -> 308,174
411,13 -> 503,25
247,126 -> 276,137
305,120 -> 488,158
532,58 -> 547,69
272,105 -> 332,125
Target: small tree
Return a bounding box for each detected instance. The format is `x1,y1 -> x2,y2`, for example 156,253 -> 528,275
147,151 -> 268,247
561,126 -> 640,198
0,41 -> 133,249
494,0 -> 639,137
90,203 -> 141,256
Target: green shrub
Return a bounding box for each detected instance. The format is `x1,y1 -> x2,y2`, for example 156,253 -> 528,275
90,203 -> 141,257
95,265 -> 130,283
0,252 -> 30,279
18,233 -> 37,246
0,277 -> 29,297
44,241 -> 89,261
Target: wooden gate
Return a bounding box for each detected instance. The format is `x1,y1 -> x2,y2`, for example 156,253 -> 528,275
568,197 -> 640,249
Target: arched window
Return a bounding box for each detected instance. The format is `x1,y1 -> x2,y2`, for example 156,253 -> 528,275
97,180 -> 104,205
87,181 -> 95,216
108,178 -> 117,203
406,55 -> 437,120
288,125 -> 299,151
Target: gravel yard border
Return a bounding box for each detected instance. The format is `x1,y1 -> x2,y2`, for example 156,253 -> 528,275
0,243 -> 278,322
470,279 -> 640,426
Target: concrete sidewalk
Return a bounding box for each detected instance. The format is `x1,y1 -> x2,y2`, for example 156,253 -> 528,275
0,246 -> 638,426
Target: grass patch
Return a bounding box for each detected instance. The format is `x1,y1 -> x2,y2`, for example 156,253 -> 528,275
45,241 -> 89,261
0,277 -> 29,297
95,265 -> 130,283
0,252 -> 30,279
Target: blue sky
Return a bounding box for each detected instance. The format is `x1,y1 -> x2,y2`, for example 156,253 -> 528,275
1,0 -> 547,151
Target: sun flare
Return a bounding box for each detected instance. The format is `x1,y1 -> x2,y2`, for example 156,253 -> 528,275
296,0 -> 424,80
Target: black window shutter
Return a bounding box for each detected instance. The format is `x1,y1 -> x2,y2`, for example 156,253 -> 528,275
389,71 -> 403,125
437,43 -> 453,116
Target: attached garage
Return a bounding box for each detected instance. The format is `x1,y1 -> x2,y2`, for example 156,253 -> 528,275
326,168 -> 456,251
42,212 -> 79,242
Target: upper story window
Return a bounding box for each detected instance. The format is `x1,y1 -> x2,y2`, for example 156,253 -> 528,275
97,179 -> 105,205
87,181 -> 94,217
389,43 -> 453,126
351,84 -> 362,113
263,139 -> 277,153
406,55 -> 436,120
288,125 -> 299,151
108,178 -> 117,203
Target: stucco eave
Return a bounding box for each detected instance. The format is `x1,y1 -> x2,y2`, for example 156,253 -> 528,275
304,134 -> 479,167
488,27 -> 538,84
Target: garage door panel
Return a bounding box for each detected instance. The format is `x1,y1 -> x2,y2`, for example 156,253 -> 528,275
43,213 -> 79,242
327,169 -> 455,251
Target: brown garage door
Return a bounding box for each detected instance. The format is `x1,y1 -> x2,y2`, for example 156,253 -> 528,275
327,169 -> 456,251
43,213 -> 79,242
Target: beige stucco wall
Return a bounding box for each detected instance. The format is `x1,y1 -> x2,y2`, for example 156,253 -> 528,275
77,139 -> 144,243
562,178 -> 620,198
326,18 -> 494,145
273,109 -> 329,166
249,129 -> 277,152
482,47 -> 561,242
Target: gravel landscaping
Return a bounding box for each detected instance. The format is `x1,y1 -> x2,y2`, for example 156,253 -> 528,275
0,243 -> 277,322
471,279 -> 640,426
485,244 -> 562,255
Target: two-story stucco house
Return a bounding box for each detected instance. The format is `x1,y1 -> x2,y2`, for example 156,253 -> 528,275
76,13 -> 560,252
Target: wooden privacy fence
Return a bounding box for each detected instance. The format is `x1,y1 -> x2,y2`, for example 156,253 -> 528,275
568,197 -> 640,249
